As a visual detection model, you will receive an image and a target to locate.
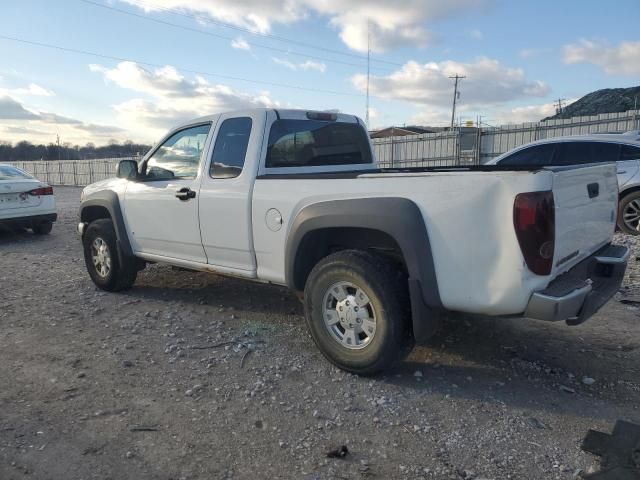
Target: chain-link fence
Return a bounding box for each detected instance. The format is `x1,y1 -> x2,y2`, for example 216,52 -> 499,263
5,109 -> 640,184
6,158 -> 136,186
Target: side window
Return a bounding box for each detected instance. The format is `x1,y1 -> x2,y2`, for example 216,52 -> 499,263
498,144 -> 555,166
553,141 -> 620,165
209,117 -> 252,179
266,120 -> 372,168
145,124 -> 211,179
620,144 -> 640,161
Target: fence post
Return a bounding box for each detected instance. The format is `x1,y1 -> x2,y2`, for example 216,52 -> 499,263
390,136 -> 395,168
72,161 -> 77,186
59,162 -> 63,185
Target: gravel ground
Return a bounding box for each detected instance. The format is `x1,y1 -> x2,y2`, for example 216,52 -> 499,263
1,186 -> 639,480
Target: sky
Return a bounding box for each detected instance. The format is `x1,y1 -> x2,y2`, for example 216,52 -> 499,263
0,0 -> 639,146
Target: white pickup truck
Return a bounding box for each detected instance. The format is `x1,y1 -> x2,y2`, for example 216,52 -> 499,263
78,108 -> 629,374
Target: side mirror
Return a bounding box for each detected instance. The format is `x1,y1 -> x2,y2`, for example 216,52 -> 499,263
117,160 -> 138,180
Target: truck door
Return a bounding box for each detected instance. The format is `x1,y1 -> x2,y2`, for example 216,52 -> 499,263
122,123 -> 212,263
198,110 -> 265,274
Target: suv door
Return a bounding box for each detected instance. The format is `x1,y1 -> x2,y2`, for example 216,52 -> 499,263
123,123 -> 212,263
617,144 -> 640,187
552,140 -> 636,185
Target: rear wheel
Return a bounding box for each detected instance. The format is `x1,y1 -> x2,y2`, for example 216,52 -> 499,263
303,250 -> 412,375
618,191 -> 640,235
83,218 -> 137,291
32,220 -> 52,235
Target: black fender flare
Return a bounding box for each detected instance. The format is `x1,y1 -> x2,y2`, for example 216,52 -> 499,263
80,190 -> 134,259
285,197 -> 442,343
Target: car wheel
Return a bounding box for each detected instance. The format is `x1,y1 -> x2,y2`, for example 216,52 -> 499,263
618,191 -> 640,235
303,249 -> 413,375
82,218 -> 137,291
32,221 -> 53,235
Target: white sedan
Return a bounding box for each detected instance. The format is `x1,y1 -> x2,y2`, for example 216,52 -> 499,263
0,164 -> 56,234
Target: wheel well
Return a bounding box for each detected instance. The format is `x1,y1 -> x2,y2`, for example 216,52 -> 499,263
292,227 -> 406,291
81,205 -> 111,223
620,186 -> 640,201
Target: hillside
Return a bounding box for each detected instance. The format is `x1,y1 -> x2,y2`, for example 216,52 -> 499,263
544,85 -> 640,120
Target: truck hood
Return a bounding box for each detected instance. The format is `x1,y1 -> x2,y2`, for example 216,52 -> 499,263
82,178 -> 128,198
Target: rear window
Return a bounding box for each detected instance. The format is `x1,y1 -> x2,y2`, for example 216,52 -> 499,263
265,120 -> 372,168
0,165 -> 33,180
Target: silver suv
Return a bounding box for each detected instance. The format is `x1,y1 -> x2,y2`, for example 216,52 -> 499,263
488,131 -> 640,234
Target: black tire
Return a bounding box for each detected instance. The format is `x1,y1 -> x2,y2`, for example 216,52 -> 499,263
32,221 -> 52,235
618,191 -> 640,235
303,250 -> 413,375
83,218 -> 137,291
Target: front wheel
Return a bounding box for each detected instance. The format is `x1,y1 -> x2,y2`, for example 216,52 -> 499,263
82,218 -> 137,291
618,191 -> 640,235
303,250 -> 412,375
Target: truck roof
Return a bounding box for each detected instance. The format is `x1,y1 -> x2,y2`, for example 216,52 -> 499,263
186,108 -> 362,128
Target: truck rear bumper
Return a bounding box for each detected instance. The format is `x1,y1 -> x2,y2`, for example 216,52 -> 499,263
524,244 -> 629,324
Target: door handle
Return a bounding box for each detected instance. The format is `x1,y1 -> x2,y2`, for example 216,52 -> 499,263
175,187 -> 196,201
617,170 -> 627,174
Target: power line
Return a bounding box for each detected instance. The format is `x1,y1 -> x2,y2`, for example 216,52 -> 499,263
109,0 -> 404,67
0,34 -> 364,97
79,0 -> 393,72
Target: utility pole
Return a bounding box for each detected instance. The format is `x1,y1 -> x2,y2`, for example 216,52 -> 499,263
365,19 -> 371,127
56,134 -> 61,161
449,74 -> 465,128
554,98 -> 566,116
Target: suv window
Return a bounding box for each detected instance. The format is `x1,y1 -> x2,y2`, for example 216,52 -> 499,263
210,117 -> 252,179
498,144 -> 555,166
620,144 -> 640,161
266,120 -> 372,168
146,124 -> 211,179
552,141 -> 620,165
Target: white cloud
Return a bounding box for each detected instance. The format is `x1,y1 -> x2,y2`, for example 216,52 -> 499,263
0,82 -> 55,99
231,37 -> 251,51
564,39 -> 640,75
272,57 -> 326,73
491,98 -> 578,125
469,29 -> 483,40
408,109 -> 451,127
352,57 -> 550,108
518,47 -> 549,59
0,95 -> 126,145
90,61 -> 280,140
118,0 -> 493,53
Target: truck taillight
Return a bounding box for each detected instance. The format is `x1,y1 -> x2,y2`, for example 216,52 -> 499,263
28,186 -> 54,196
513,191 -> 555,275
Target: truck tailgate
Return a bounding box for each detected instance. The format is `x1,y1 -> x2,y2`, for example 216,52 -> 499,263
552,163 -> 618,276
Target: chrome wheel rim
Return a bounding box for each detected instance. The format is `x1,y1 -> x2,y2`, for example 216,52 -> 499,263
322,281 -> 376,350
91,237 -> 112,278
623,199 -> 640,232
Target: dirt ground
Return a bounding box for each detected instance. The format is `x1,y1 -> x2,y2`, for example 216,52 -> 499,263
1,186 -> 639,480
